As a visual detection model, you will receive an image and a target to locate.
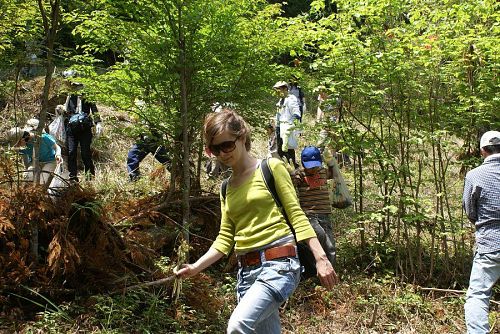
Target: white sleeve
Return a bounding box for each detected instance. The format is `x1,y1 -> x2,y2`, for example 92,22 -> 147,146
64,95 -> 70,111
286,95 -> 301,119
53,143 -> 62,157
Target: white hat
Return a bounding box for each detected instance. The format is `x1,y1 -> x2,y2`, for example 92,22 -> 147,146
480,131 -> 500,149
62,69 -> 76,78
25,118 -> 39,131
273,81 -> 288,89
62,69 -> 83,86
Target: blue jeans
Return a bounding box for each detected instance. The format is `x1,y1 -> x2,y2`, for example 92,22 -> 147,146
464,251 -> 500,334
227,257 -> 301,334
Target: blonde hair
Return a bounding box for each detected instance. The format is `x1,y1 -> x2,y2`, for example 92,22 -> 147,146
203,109 -> 251,151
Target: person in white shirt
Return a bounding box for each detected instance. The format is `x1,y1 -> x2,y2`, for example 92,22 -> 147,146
273,81 -> 301,168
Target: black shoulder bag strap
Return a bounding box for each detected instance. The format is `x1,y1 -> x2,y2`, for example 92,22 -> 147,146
259,158 -> 296,236
220,158 -> 292,230
220,158 -> 316,279
221,177 -> 230,201
261,158 -> 317,279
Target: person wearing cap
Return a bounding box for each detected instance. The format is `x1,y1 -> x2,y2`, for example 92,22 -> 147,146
11,127 -> 62,184
64,81 -> 102,182
273,80 -> 301,168
463,130 -> 500,334
289,146 -> 337,266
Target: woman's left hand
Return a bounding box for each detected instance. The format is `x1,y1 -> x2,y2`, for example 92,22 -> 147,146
316,257 -> 339,290
306,237 -> 339,290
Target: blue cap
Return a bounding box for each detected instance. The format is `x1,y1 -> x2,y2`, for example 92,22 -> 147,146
301,146 -> 322,169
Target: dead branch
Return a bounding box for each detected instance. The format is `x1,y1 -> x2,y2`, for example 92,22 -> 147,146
126,195 -> 219,223
419,287 -> 465,294
152,210 -> 214,242
116,275 -> 176,294
369,304 -> 379,327
152,195 -> 219,212
419,287 -> 499,306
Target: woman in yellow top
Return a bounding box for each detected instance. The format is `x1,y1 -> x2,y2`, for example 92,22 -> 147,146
174,110 -> 338,333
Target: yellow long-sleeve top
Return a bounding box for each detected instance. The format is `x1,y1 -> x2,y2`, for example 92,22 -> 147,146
212,158 -> 317,255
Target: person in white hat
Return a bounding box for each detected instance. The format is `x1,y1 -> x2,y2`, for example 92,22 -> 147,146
463,130 -> 500,333
11,127 -> 63,184
273,80 -> 301,168
25,118 -> 40,131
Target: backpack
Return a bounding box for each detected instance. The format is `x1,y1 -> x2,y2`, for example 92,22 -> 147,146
68,112 -> 93,133
221,158 -> 317,280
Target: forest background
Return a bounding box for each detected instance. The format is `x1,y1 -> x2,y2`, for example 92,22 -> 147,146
0,0 -> 499,333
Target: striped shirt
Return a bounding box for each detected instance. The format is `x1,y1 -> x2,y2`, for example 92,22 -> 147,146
295,168 -> 331,215
463,153 -> 500,254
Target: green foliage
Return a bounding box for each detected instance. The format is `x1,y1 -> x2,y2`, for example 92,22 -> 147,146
354,276 -> 432,319
291,0 -> 499,282
70,199 -> 102,220
3,0 -> 496,331
64,0 -> 293,136
218,273 -> 237,296
24,303 -> 76,334
11,286 -> 71,322
10,287 -> 75,334
55,0 -> 307,198
0,0 -> 42,73
24,288 -> 227,333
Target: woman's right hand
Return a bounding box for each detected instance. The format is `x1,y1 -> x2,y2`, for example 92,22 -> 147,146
173,247 -> 225,279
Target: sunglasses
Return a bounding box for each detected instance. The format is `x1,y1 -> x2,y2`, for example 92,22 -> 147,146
209,137 -> 239,156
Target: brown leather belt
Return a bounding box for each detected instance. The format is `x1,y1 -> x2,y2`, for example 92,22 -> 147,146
238,244 -> 297,267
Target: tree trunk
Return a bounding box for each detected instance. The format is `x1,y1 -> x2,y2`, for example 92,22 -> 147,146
178,1 -> 191,247
32,0 -> 60,261
13,65 -> 22,187
357,153 -> 365,249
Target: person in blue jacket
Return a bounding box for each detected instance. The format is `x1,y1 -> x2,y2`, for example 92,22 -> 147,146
11,125 -> 62,184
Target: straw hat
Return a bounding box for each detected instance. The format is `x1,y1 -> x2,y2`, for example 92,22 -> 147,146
273,81 -> 288,89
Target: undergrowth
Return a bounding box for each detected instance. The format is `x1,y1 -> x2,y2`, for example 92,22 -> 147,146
1,107 -> 492,334
15,270 -> 473,334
